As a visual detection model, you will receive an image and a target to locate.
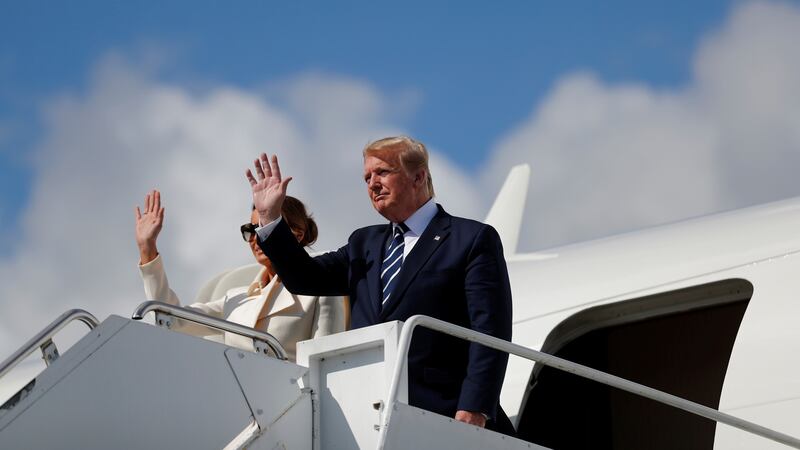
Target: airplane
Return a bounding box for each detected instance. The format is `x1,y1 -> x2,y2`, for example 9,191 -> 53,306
1,164 -> 799,449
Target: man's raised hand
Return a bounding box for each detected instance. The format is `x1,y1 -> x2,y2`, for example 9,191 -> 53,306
246,153 -> 292,225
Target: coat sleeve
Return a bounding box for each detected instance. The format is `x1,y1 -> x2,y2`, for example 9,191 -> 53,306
258,218 -> 351,296
138,254 -> 226,337
139,254 -> 181,306
310,296 -> 348,338
456,225 -> 513,419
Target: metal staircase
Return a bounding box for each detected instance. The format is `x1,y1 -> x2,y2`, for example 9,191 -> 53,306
1,305 -> 798,449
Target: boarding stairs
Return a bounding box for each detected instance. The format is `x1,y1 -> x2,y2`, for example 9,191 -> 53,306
1,303 -> 799,449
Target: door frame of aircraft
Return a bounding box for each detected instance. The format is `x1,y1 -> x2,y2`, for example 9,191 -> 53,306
516,278 -> 753,449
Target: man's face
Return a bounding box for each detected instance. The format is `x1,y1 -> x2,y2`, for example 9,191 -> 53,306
363,152 -> 419,223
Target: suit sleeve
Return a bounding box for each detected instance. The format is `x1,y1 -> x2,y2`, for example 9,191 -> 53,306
457,225 -> 513,419
258,218 -> 350,296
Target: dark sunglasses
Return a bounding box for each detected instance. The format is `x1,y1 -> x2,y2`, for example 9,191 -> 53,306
240,223 -> 258,241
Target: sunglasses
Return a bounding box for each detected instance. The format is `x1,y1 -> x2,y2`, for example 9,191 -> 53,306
240,223 -> 258,242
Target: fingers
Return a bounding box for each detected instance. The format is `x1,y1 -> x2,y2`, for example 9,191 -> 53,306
454,411 -> 486,427
251,153 -> 284,184
253,157 -> 265,180
280,176 -> 292,192
158,207 -> 165,222
271,155 -> 281,181
141,190 -> 162,215
260,153 -> 273,179
246,169 -> 257,186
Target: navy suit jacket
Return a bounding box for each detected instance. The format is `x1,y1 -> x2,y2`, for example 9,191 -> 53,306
259,204 -> 512,420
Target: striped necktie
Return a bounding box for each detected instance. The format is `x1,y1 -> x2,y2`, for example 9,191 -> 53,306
381,223 -> 408,305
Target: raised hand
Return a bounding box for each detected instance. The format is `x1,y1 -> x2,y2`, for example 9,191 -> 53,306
135,189 -> 165,265
245,153 -> 292,225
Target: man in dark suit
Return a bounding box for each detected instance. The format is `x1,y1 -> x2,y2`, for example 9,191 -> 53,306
245,136 -> 513,433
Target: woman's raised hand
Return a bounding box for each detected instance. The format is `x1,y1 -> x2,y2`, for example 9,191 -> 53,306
135,189 -> 164,265
246,153 -> 292,225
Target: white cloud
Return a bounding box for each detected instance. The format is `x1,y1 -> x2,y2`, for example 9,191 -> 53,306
694,1 -> 800,205
485,0 -> 800,251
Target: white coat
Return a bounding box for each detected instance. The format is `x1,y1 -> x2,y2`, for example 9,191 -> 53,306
139,254 -> 346,361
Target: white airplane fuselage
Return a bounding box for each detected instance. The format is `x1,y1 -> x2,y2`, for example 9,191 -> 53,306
503,197 -> 800,448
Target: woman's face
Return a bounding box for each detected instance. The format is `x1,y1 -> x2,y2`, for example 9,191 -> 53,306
248,210 -> 270,266
247,209 -> 306,267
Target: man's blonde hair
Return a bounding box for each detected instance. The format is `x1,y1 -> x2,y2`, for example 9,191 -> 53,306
363,136 -> 435,197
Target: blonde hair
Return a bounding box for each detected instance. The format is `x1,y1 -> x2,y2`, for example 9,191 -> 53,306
362,136 -> 435,197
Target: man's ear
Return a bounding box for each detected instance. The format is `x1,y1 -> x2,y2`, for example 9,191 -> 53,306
414,169 -> 427,187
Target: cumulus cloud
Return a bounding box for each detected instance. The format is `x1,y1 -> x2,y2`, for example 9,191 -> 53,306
0,56 -> 481,357
485,0 -> 800,251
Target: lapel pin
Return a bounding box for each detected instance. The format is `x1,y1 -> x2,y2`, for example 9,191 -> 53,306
434,235 -> 441,241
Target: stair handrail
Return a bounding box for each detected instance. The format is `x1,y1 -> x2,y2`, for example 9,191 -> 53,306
0,309 -> 99,380
378,314 -> 800,449
131,301 -> 288,360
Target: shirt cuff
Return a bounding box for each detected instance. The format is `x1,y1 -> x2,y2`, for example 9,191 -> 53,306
256,216 -> 283,242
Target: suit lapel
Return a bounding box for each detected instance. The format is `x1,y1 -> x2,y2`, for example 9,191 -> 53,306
379,207 -> 451,320
260,279 -> 296,318
227,290 -> 264,328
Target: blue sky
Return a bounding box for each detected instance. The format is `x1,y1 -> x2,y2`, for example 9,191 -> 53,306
1,0 -> 736,242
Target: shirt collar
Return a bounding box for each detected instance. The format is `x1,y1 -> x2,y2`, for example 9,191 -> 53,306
399,197 -> 437,236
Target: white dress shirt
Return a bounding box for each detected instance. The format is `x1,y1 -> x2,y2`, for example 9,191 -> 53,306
394,197 -> 437,258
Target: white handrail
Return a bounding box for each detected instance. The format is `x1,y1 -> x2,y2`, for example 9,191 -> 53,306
377,315 -> 800,449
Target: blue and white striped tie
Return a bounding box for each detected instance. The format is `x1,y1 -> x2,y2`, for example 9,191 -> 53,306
381,223 -> 407,305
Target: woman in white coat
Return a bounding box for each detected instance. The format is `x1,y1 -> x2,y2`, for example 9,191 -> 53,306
134,190 -> 345,361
